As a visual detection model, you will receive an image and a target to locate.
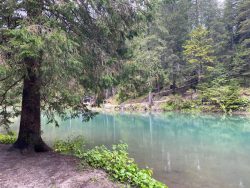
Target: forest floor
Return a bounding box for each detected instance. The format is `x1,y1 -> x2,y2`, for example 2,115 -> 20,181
0,144 -> 120,188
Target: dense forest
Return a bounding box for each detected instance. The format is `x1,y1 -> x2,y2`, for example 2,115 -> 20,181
99,0 -> 250,112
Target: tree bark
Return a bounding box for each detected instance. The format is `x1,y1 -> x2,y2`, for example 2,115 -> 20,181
197,62 -> 203,83
13,59 -> 50,152
148,91 -> 153,107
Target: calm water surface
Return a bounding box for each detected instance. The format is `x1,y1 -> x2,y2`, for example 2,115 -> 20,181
11,112 -> 250,188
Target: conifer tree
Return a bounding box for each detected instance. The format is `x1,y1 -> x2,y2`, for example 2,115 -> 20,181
233,0 -> 250,85
183,26 -> 215,82
0,0 -> 144,151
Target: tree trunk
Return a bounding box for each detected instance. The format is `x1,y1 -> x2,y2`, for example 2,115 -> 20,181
198,62 -> 203,83
148,91 -> 153,107
13,60 -> 50,152
195,0 -> 200,26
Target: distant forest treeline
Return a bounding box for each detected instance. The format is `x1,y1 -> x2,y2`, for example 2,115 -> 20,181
98,0 -> 250,102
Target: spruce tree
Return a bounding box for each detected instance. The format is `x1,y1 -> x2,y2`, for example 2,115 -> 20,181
183,26 -> 216,82
233,0 -> 250,86
0,0 -> 143,151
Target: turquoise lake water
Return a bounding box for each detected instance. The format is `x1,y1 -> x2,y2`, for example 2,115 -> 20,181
11,112 -> 250,188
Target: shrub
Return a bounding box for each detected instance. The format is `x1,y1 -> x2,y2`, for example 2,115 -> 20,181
200,85 -> 249,113
53,136 -> 85,157
0,133 -> 16,144
161,95 -> 198,112
161,95 -> 184,111
160,85 -> 250,114
84,144 -> 167,188
54,138 -> 167,188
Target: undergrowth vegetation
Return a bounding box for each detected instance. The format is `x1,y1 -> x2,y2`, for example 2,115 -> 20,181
0,134 -> 167,187
54,137 -> 167,188
161,85 -> 249,114
161,95 -> 199,112
54,136 -> 85,157
84,144 -> 166,188
0,132 -> 16,144
200,85 -> 249,113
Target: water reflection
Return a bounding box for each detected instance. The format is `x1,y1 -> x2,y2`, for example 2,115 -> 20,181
6,112 -> 250,188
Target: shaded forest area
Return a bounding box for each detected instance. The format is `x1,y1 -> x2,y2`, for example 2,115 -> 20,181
99,0 -> 250,110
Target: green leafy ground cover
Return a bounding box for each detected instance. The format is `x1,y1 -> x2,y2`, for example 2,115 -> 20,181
0,132 -> 16,144
54,138 -> 167,188
0,135 -> 167,188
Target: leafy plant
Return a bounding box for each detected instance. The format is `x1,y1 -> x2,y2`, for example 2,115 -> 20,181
84,144 -> 167,188
200,85 -> 249,113
0,132 -> 16,144
54,138 -> 167,188
53,136 -> 85,157
161,95 -> 198,112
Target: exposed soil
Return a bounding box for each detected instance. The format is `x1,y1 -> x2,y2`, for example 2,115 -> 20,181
0,144 -> 120,188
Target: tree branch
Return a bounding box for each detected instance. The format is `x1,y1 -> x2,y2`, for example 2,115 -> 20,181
0,75 -> 12,82
0,76 -> 24,106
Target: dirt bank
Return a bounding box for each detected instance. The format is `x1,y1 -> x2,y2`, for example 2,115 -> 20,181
0,144 -> 120,188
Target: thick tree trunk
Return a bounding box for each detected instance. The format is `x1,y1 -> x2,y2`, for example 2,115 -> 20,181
13,60 -> 50,152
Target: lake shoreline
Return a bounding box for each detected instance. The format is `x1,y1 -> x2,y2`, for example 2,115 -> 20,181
1,112 -> 249,188
96,88 -> 250,116
91,105 -> 250,117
